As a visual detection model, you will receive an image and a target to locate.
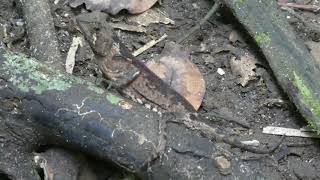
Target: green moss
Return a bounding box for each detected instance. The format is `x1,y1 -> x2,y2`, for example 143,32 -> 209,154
307,120 -> 318,134
2,53 -> 71,94
1,52 -> 124,106
235,0 -> 245,6
106,94 -> 122,105
271,13 -> 280,24
88,85 -> 105,94
293,72 -> 320,131
254,32 -> 271,46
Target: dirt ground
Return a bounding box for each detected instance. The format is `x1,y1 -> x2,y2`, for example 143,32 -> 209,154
1,0 -> 320,179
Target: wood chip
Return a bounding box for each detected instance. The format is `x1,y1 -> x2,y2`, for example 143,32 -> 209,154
241,140 -> 260,147
65,36 -> 82,74
263,126 -> 320,138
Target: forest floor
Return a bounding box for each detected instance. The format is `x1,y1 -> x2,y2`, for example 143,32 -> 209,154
1,0 -> 320,179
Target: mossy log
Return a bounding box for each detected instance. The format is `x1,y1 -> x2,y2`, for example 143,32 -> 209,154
223,0 -> 320,131
0,51 -> 162,178
0,52 -> 284,179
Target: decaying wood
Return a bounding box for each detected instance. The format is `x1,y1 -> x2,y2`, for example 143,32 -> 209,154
223,0 -> 320,132
21,0 -> 63,70
0,52 -> 283,179
0,108 -> 44,179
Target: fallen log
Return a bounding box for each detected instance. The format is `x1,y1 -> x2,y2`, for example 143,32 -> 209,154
223,0 -> 320,131
0,52 -> 283,179
0,51 -> 163,178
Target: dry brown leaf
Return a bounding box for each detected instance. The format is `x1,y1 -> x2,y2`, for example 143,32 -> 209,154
230,54 -> 257,87
306,41 -> 320,65
69,0 -> 158,15
146,42 -> 206,110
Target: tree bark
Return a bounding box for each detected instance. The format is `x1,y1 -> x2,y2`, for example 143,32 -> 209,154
223,0 -> 320,131
0,52 -> 283,179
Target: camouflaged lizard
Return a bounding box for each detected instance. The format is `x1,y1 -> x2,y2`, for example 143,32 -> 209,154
76,12 -> 195,115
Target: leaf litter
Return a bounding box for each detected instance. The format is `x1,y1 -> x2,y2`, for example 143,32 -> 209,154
146,42 -> 206,110
230,53 -> 257,87
68,0 -> 158,15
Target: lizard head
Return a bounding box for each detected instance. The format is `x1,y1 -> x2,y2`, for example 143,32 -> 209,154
76,11 -> 113,57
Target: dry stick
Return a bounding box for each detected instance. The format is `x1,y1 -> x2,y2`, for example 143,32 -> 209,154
278,2 -> 320,12
177,1 -> 222,43
133,34 -> 168,57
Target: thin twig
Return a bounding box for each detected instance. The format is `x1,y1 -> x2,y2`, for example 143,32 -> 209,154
278,2 -> 320,12
170,114 -> 285,154
177,1 -> 222,43
133,34 -> 168,57
204,111 -> 250,128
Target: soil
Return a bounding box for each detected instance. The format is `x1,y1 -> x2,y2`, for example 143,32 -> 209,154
1,0 -> 320,179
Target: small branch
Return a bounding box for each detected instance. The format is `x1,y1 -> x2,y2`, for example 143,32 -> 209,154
177,1 -> 222,43
278,2 -> 320,12
21,0 -> 63,70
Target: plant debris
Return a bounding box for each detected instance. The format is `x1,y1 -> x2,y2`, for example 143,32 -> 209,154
146,42 -> 205,110
65,36 -> 83,74
109,22 -> 147,33
263,126 -> 320,138
68,0 -> 158,15
133,34 -> 167,56
127,8 -> 175,27
230,54 -> 257,87
229,30 -> 244,44
278,1 -> 320,12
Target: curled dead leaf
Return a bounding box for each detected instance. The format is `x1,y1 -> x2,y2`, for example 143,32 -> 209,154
69,0 -> 158,15
146,42 -> 206,110
230,54 -> 257,87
